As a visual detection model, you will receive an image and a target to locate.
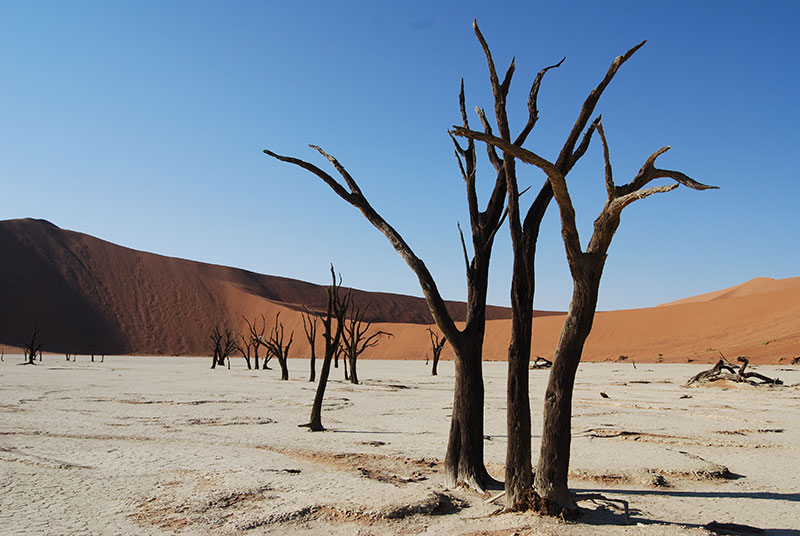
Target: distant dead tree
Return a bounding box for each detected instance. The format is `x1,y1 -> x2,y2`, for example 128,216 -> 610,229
340,304 -> 392,385
235,329 -> 253,369
243,315 -> 267,369
264,312 -> 294,381
210,325 -> 236,369
89,343 -> 104,363
301,308 -> 319,382
792,356 -> 800,366
299,266 -> 351,431
21,324 -> 44,365
427,328 -> 447,376
65,352 -> 76,362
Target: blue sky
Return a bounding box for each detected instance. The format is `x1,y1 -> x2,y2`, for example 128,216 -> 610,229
2,1 -> 798,311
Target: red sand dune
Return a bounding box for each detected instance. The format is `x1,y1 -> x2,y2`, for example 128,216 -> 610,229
1,218 -> 797,364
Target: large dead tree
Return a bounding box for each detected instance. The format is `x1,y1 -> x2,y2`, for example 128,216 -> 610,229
340,303 -> 392,385
455,50 -> 716,513
427,328 -> 447,376
264,312 -> 294,381
299,266 -> 351,431
301,308 -> 319,382
455,22 -> 652,509
265,75 -> 508,492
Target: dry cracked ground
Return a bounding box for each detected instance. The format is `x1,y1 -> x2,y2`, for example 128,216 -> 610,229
1,356 -> 799,535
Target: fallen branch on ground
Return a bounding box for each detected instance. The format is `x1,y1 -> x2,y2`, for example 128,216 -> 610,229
687,356 -> 782,386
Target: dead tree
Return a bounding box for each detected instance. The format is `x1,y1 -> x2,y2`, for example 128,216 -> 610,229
427,328 -> 447,376
341,304 -> 392,385
299,266 -> 351,431
243,315 -> 267,369
21,324 -> 43,365
235,330 -> 253,369
454,32 -> 716,513
792,356 -> 800,365
457,104 -> 714,512
210,325 -> 236,369
451,22 -> 632,508
301,308 -> 319,382
264,312 -> 294,381
266,72 -> 509,492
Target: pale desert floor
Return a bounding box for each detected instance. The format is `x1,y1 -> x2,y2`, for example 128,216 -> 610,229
1,356 -> 799,535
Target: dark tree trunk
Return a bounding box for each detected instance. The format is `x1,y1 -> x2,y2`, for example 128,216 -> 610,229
309,351 -> 316,382
348,353 -> 358,385
444,338 -> 498,490
431,354 -> 440,376
253,346 -> 259,370
534,273 -> 600,513
277,357 -> 289,380
306,349 -> 332,431
505,241 -> 535,508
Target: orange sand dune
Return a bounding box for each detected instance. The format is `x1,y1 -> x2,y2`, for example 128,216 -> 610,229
660,276 -> 800,306
1,218 -> 797,364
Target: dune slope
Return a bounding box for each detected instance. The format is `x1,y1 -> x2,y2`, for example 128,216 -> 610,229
1,218 -> 797,363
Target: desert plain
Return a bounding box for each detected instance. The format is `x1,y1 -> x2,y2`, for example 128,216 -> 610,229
2,356 -> 798,535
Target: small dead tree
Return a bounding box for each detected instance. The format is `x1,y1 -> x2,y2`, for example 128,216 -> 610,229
341,304 -> 392,385
243,315 -> 267,369
235,330 -> 253,369
427,328 -> 447,376
299,266 -> 351,431
210,325 -> 236,369
264,312 -> 294,381
301,308 -> 319,382
791,356 -> 800,366
21,324 -> 43,365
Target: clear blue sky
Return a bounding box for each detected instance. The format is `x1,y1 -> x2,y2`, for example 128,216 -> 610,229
2,1 -> 798,311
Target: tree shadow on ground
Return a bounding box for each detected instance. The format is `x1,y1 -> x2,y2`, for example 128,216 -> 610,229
575,487 -> 800,536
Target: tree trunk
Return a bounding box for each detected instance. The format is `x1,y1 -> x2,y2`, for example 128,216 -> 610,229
432,354 -> 440,376
505,257 -> 534,509
278,356 -> 289,380
445,340 -> 498,491
305,351 -> 332,431
534,274 -> 600,514
253,346 -> 259,369
309,349 -> 316,382
349,353 -> 359,385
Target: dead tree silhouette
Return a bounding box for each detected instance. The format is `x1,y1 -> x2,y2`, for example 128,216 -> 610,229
299,266 -> 350,431
455,34 -> 716,512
